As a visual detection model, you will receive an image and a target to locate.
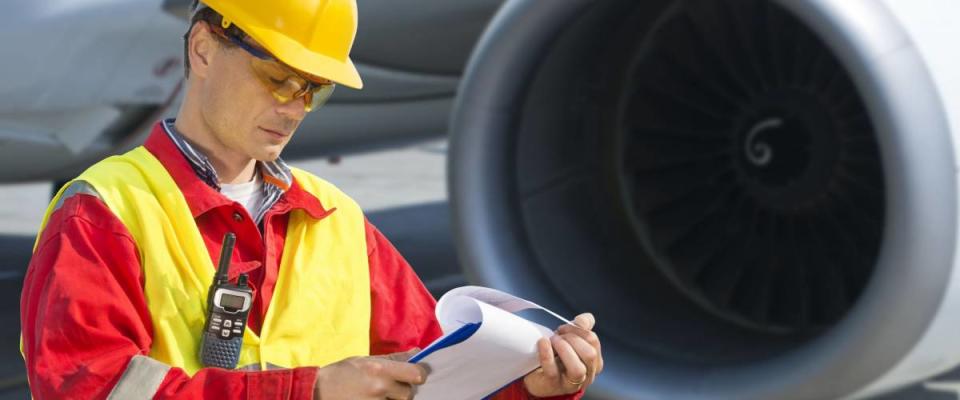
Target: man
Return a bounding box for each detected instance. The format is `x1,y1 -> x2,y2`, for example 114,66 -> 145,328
20,1 -> 603,399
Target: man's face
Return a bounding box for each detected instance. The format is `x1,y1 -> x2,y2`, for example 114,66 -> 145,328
196,24 -> 308,162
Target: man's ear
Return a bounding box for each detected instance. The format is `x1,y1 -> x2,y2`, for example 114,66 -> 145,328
187,21 -> 216,79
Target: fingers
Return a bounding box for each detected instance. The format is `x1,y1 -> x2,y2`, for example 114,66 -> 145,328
379,359 -> 428,385
562,333 -> 599,386
551,335 -> 587,387
381,347 -> 421,363
556,323 -> 604,375
536,337 -> 560,380
383,380 -> 415,400
572,313 -> 595,331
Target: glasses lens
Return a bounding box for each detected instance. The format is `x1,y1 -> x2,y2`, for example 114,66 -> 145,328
250,57 -> 335,112
249,57 -> 300,97
305,84 -> 336,112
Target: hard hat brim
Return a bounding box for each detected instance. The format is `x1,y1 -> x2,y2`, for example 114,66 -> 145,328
244,24 -> 364,90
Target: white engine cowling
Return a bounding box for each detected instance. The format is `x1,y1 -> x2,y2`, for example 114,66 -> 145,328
449,0 -> 960,398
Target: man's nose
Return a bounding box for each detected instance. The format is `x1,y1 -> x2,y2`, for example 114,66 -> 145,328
276,96 -> 307,120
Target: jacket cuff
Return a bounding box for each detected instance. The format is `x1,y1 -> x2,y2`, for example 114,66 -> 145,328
290,367 -> 318,400
291,367 -> 319,400
245,367 -> 318,400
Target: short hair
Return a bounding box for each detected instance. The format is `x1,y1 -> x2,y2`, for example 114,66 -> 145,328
182,1 -> 247,78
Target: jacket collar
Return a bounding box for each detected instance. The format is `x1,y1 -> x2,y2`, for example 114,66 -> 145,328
143,120 -> 332,220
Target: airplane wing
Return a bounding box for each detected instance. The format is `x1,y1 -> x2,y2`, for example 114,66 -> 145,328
0,0 -> 503,182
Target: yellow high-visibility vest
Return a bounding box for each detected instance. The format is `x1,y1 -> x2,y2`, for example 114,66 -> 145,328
37,146 -> 371,373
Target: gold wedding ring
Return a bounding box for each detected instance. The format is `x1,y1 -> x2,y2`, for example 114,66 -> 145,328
564,373 -> 587,387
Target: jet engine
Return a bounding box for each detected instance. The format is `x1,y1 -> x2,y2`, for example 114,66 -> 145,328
449,0 -> 960,398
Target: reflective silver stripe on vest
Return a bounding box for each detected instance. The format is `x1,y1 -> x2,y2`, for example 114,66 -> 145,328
107,355 -> 171,400
52,181 -> 101,212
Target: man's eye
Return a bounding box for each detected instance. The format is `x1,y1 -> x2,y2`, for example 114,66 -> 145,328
268,77 -> 286,85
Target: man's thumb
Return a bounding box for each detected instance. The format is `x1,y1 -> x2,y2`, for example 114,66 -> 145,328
383,347 -> 421,362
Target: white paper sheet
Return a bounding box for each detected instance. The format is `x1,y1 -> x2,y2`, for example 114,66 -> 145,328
411,286 -> 571,400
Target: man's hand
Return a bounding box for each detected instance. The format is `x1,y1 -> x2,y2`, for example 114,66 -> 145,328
523,313 -> 604,397
314,348 -> 427,400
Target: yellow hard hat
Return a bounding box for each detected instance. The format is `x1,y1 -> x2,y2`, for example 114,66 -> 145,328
200,0 -> 363,89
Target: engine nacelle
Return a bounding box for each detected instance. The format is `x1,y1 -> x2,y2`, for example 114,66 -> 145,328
449,0 -> 960,398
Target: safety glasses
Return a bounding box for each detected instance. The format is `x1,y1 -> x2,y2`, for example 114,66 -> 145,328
211,25 -> 336,112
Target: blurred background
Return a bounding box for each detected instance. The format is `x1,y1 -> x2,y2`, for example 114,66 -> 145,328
2,0 -> 960,399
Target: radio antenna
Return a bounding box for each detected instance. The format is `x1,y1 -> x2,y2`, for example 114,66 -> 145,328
214,232 -> 236,285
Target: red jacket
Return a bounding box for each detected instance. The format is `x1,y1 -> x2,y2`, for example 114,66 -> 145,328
20,122 -> 581,399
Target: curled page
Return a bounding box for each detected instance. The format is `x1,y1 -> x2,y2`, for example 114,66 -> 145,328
411,286 -> 571,400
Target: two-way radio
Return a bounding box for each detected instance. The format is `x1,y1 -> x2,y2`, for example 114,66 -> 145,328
199,232 -> 253,369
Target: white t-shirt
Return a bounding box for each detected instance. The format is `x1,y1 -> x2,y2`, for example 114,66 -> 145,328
220,174 -> 265,220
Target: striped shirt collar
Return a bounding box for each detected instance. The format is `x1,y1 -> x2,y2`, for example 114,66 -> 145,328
160,118 -> 293,223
